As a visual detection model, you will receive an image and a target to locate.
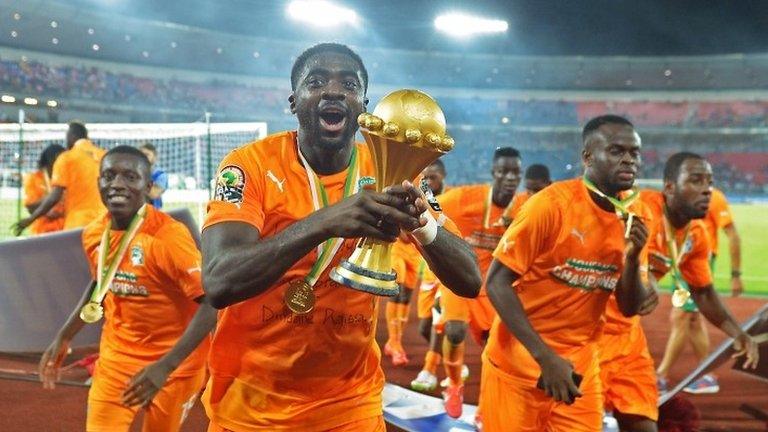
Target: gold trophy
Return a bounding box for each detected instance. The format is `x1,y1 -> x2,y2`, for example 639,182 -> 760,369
330,89 -> 454,296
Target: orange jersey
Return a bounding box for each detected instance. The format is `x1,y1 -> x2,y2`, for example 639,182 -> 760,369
439,184 -> 509,277
486,178 -> 650,382
703,187 -> 733,255
23,170 -> 65,234
507,190 -> 530,221
641,190 -> 713,288
391,238 -> 425,290
82,205 -> 208,376
202,131 -> 458,431
51,139 -> 106,229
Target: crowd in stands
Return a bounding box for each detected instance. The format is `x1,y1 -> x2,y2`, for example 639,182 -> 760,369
2,57 -> 768,194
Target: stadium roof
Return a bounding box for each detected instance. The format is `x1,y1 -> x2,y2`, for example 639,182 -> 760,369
36,0 -> 768,57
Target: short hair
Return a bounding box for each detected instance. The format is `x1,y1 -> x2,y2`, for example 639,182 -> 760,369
664,151 -> 705,183
138,142 -> 156,154
493,146 -> 521,162
582,115 -> 633,141
67,121 -> 88,139
290,43 -> 368,92
525,164 -> 550,181
103,145 -> 151,177
38,144 -> 65,170
428,158 -> 446,174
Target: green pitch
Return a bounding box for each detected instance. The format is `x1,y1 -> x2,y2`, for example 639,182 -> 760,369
1,199 -> 766,297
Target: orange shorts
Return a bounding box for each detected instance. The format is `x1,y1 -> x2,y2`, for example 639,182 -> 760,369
599,323 -> 659,421
417,281 -> 440,319
207,415 -> 385,432
439,285 -> 495,336
479,352 -> 603,432
86,359 -> 206,432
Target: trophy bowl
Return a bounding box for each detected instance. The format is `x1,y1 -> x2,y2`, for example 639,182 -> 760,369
329,89 -> 454,296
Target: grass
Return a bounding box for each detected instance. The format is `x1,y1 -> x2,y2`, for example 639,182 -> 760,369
1,199 -> 766,297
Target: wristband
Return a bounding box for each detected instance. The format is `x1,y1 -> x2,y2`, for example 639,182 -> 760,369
411,210 -> 438,246
731,270 -> 742,278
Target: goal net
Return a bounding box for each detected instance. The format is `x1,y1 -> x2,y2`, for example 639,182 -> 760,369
0,121 -> 268,239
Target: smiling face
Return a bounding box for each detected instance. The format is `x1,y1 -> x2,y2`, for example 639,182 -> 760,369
99,153 -> 152,225
664,157 -> 713,220
583,123 -> 642,194
289,52 -> 367,151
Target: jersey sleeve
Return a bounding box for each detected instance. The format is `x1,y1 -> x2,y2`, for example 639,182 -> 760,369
492,191 -> 560,276
712,190 -> 734,229
680,226 -> 714,289
50,152 -> 70,189
203,148 -> 266,232
153,223 -> 204,301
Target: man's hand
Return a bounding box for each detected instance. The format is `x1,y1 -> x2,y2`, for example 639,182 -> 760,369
731,276 -> 744,298
638,288 -> 659,316
316,190 -> 421,242
625,216 -> 649,261
384,180 -> 430,227
537,353 -> 582,405
38,337 -> 71,389
121,361 -> 174,408
733,332 -> 760,370
11,218 -> 33,236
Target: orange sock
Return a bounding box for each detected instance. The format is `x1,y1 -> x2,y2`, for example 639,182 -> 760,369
424,351 -> 442,375
386,302 -> 398,348
442,339 -> 465,387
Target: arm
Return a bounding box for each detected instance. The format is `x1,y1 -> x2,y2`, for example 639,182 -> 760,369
486,260 -> 581,404
691,285 -> 759,368
38,280 -> 94,389
13,186 -> 64,235
148,185 -> 164,200
723,223 -> 743,297
614,217 -> 651,317
203,192 -> 420,309
122,296 -> 218,407
420,227 -> 481,298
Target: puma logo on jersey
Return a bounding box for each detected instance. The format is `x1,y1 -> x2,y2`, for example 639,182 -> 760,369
571,228 -> 586,244
266,170 -> 286,192
500,237 -> 515,253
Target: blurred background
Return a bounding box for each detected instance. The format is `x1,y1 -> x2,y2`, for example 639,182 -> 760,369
0,2 -> 767,429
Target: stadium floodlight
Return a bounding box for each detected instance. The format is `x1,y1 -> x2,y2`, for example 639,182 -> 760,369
434,12 -> 508,37
1,95 -> 16,103
23,97 -> 38,105
47,100 -> 58,107
287,0 -> 358,27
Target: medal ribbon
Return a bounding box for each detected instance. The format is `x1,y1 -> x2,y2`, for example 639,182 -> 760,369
582,176 -> 640,237
663,207 -> 691,295
88,205 -> 147,306
482,186 -> 494,229
297,142 -> 359,287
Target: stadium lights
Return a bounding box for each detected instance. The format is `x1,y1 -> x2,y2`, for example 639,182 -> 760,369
24,97 -> 38,105
434,12 -> 508,37
1,95 -> 16,103
287,1 -> 359,28
47,100 -> 58,107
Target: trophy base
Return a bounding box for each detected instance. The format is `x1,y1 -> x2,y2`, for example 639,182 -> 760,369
330,260 -> 399,297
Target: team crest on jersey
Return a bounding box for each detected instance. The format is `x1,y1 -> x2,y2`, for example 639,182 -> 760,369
214,165 -> 245,205
130,245 -> 144,266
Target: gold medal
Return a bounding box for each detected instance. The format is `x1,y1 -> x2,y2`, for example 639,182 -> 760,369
79,301 -> 104,323
671,287 -> 691,308
284,279 -> 316,315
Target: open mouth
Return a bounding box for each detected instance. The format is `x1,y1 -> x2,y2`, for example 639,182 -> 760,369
319,109 -> 347,133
